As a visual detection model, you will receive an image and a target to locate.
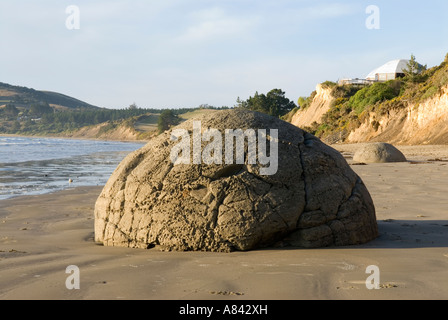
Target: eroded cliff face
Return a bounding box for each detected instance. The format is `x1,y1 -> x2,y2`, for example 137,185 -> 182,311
14,121 -> 154,142
290,80 -> 448,145
64,122 -> 149,141
347,84 -> 448,144
291,84 -> 335,129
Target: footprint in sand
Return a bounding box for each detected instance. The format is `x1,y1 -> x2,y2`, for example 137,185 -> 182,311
0,249 -> 27,254
380,283 -> 398,289
209,290 -> 244,296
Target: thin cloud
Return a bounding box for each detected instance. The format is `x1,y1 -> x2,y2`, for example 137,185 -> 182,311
177,7 -> 260,43
300,2 -> 357,20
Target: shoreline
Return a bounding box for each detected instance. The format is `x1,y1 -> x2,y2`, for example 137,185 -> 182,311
0,184 -> 104,202
0,133 -> 149,143
0,136 -> 146,201
1,145 -> 448,300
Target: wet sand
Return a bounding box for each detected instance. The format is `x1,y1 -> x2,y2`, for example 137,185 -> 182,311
1,144 -> 448,300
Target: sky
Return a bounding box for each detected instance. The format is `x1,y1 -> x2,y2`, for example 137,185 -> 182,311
1,0 -> 447,109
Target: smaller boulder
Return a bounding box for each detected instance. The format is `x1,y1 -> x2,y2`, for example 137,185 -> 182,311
353,142 -> 406,163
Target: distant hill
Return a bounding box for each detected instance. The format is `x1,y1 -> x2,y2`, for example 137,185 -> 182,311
0,82 -> 99,110
0,82 -> 223,141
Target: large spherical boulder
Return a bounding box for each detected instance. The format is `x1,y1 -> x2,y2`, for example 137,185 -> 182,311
94,109 -> 378,252
353,142 -> 407,163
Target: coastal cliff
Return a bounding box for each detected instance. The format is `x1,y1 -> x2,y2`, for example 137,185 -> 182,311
62,121 -> 145,141
290,83 -> 335,129
289,54 -> 448,145
347,84 -> 448,144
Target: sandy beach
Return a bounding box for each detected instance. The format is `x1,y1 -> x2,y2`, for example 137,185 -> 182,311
1,144 -> 448,300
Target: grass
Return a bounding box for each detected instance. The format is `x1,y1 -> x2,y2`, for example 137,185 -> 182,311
133,113 -> 160,132
178,108 -> 218,120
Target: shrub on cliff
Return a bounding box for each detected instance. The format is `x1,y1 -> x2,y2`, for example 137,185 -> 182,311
157,109 -> 179,134
348,81 -> 401,115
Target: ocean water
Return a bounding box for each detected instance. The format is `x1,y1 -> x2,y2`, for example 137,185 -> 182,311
0,136 -> 145,200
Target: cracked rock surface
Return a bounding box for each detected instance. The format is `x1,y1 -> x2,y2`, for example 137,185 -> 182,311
94,109 -> 378,251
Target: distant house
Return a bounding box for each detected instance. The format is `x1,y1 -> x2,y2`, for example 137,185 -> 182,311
365,59 -> 424,82
338,58 -> 425,85
338,78 -> 375,86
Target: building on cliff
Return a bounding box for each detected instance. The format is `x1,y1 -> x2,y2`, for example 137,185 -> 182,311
339,58 -> 424,85
365,59 -> 424,81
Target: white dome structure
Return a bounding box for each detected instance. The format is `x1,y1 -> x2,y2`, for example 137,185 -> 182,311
365,59 -> 423,81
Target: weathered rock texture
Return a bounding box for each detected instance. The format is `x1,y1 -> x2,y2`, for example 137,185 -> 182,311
94,109 -> 378,252
353,142 -> 407,163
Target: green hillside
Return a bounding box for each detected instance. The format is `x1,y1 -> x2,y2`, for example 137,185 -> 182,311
0,81 -> 225,139
0,82 -> 98,110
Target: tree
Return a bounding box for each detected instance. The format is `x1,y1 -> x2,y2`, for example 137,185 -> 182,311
235,96 -> 245,108
11,120 -> 21,132
157,109 -> 178,134
128,103 -> 138,110
266,89 -> 297,117
30,103 -> 53,116
238,89 -> 296,117
3,104 -> 19,117
403,54 -> 426,82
